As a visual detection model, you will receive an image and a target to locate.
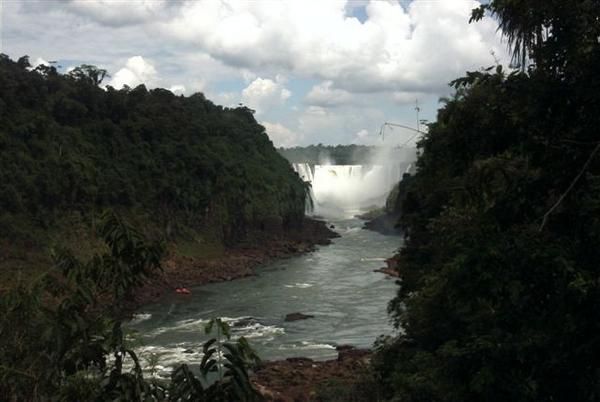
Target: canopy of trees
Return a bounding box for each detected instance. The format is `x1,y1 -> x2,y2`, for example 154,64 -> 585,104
0,55 -> 308,247
377,1 -> 600,401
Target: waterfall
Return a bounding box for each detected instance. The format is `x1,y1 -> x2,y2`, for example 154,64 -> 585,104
293,163 -> 405,218
294,163 -> 314,183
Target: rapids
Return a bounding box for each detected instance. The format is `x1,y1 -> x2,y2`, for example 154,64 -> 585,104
128,217 -> 401,377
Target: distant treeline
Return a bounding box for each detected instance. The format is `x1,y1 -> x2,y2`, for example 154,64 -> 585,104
0,55 -> 308,246
279,144 -> 416,165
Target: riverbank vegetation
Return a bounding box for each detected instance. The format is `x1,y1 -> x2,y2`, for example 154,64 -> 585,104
0,54 -> 310,286
0,212 -> 262,400
377,1 -> 600,400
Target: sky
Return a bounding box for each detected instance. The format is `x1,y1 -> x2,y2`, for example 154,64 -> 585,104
0,0 -> 508,147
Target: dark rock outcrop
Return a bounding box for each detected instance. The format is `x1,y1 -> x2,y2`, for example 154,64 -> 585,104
284,312 -> 314,322
374,255 -> 400,277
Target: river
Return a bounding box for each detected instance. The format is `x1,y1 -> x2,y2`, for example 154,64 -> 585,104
128,216 -> 401,377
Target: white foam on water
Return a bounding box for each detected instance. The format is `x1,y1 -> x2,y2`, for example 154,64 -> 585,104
278,341 -> 336,351
147,317 -> 210,336
145,316 -> 286,342
284,283 -> 314,289
227,318 -> 286,341
221,316 -> 253,324
130,313 -> 152,325
360,257 -> 387,262
129,317 -> 286,377
128,344 -> 207,378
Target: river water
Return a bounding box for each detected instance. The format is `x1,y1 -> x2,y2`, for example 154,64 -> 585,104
128,217 -> 401,377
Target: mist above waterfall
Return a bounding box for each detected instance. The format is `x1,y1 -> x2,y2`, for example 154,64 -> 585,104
293,146 -> 416,218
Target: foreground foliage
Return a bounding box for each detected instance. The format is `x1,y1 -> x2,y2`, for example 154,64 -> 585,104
0,212 -> 261,401
378,1 -> 600,401
171,318 -> 261,401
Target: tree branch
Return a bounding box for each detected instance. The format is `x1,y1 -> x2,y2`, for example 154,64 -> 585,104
539,143 -> 600,232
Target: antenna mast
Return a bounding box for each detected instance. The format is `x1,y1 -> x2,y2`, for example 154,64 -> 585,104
415,99 -> 420,133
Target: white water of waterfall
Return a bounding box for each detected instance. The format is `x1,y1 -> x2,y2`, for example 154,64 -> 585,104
293,163 -> 403,218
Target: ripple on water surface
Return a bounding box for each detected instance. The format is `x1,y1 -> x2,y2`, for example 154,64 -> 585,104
127,217 -> 401,372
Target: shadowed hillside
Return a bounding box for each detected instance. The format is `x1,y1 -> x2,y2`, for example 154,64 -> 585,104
0,55 -> 310,283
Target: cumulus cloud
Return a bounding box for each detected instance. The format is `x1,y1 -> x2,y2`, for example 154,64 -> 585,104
159,0 -> 506,95
65,0 -> 178,27
16,0 -> 507,100
352,129 -> 372,145
208,91 -> 239,108
261,121 -> 302,147
169,84 -> 186,95
107,56 -> 157,89
297,102 -> 391,145
32,57 -> 50,68
392,91 -> 427,105
241,76 -> 291,114
305,81 -> 354,107
5,0 -> 510,146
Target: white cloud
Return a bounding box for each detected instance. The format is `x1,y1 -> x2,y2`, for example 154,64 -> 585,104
159,0 -> 506,95
392,91 -> 426,105
296,101 -> 397,146
305,81 -> 354,107
107,56 -> 157,89
280,88 -> 292,101
32,57 -> 50,68
241,76 -> 291,114
262,121 -> 302,147
5,0 -> 510,146
66,0 -> 177,27
209,91 -> 239,108
241,70 -> 258,84
352,129 -> 371,145
169,84 -> 186,95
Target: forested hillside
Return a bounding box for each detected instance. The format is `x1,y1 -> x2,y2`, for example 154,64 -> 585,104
0,55 -> 308,278
376,1 -> 600,401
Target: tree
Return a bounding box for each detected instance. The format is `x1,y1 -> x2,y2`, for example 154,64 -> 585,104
68,64 -> 109,86
377,2 -> 600,401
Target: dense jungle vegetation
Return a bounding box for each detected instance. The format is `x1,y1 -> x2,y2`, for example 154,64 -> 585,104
376,1 -> 600,401
0,54 -> 306,400
0,55 -> 309,283
1,211 -> 263,400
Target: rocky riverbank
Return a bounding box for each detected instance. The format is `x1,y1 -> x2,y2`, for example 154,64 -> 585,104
252,346 -> 375,402
127,218 -> 339,310
374,254 -> 400,278
361,211 -> 401,235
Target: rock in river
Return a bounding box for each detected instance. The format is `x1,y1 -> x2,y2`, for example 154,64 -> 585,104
284,312 -> 314,322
